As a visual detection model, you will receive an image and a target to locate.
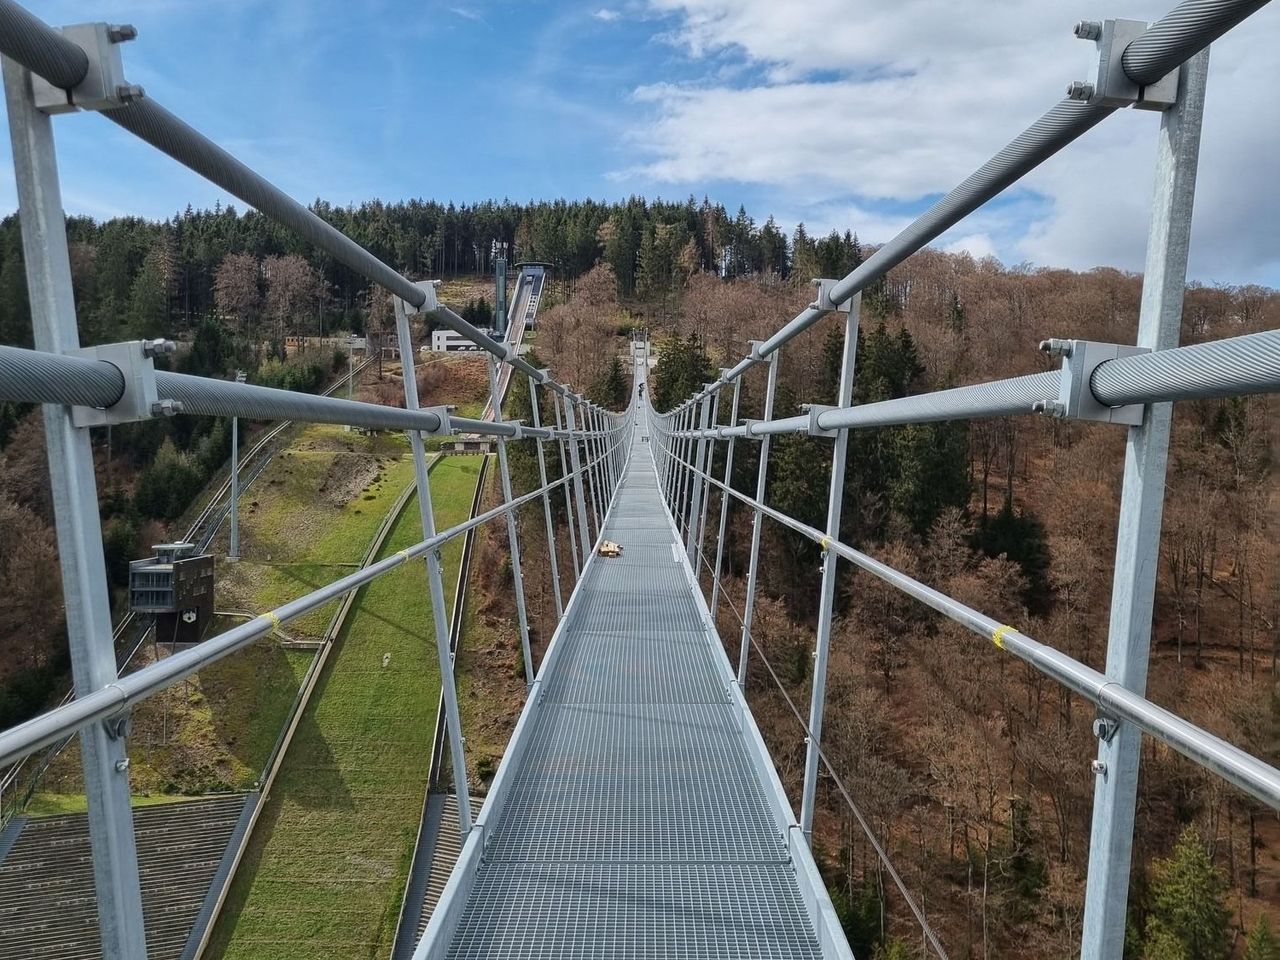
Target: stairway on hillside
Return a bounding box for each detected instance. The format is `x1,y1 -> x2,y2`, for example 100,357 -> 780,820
0,793 -> 252,960
393,793 -> 480,960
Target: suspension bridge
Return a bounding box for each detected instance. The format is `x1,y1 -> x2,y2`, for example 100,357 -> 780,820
0,0 -> 1278,957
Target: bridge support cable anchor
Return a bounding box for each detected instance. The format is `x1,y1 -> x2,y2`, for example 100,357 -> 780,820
392,294 -> 472,836
1080,47 -> 1210,960
529,373 -> 564,620
800,288 -> 860,842
487,357 -> 535,686
2,54 -> 148,957
685,390 -> 714,565
738,345 -> 780,688
561,395 -> 594,565
550,391 -> 581,583
711,375 -> 742,619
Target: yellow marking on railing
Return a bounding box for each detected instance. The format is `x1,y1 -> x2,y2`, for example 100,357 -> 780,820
992,624 -> 1014,650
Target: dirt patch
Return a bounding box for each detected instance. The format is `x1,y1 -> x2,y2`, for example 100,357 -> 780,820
318,454 -> 382,508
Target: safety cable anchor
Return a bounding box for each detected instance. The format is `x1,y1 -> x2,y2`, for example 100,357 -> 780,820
801,403 -> 838,438
69,339 -> 166,427
809,278 -> 853,314
1070,18 -> 1180,111
1036,338 -> 1149,426
31,22 -> 141,114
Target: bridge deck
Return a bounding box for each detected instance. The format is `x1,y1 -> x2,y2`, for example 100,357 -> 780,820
425,410 -> 849,959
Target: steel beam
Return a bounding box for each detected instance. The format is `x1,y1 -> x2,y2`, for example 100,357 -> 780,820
488,358 -> 535,685
528,376 -> 563,619
738,351 -> 780,687
712,379 -> 742,618
3,55 -> 147,958
1080,49 -> 1210,960
393,297 -> 472,835
801,296 -> 862,840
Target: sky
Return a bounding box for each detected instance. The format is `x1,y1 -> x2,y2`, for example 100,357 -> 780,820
1,0 -> 1277,287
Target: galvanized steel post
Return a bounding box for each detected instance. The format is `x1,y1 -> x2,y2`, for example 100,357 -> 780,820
711,378 -> 742,618
392,297 -> 472,834
562,396 -> 594,558
551,393 -> 581,581
738,350 -> 780,687
695,389 -> 721,572
1080,50 -> 1210,960
2,55 -> 147,958
685,393 -> 713,564
528,376 -> 563,619
487,357 -> 535,685
801,294 -> 861,841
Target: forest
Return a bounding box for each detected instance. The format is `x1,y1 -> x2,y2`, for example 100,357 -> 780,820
0,194 -> 1278,958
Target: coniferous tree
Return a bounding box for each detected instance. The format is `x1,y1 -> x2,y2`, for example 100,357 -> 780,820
1142,827 -> 1232,960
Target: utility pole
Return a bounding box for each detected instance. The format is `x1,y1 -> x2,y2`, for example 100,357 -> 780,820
229,369 -> 246,560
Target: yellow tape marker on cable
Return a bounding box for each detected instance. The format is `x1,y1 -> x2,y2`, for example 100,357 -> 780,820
397,549 -> 411,562
819,535 -> 832,552
265,611 -> 281,632
992,624 -> 1014,651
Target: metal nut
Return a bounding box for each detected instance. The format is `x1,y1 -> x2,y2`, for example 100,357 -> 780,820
1039,337 -> 1074,358
1090,759 -> 1107,776
115,84 -> 146,103
1074,20 -> 1103,40
1066,80 -> 1095,101
150,399 -> 183,418
142,338 -> 176,358
107,24 -> 138,43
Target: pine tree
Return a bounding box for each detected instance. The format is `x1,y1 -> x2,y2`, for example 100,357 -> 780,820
1142,827 -> 1231,960
1244,917 -> 1280,960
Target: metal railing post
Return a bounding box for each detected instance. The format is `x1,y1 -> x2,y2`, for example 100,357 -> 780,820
2,56 -> 147,957
738,349 -> 780,686
579,399 -> 603,537
392,298 -> 472,834
528,375 -> 563,619
1080,49 -> 1210,960
801,294 -> 862,841
563,396 -> 594,559
675,405 -> 692,534
487,357 -> 535,685
551,392 -> 581,582
696,389 -> 720,572
712,377 -> 742,618
685,393 -> 713,564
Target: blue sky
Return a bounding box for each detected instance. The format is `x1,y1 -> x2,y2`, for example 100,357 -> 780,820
2,0 -> 1278,287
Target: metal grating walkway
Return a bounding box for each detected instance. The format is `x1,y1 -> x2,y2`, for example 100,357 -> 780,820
425,416 -> 850,959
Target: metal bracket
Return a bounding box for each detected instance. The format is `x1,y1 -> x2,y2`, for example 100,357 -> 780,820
741,418 -> 763,438
69,340 -> 168,427
505,420 -> 526,440
1038,338 -> 1149,426
399,279 -> 440,316
1085,19 -> 1180,110
802,404 -> 838,438
810,279 -> 853,314
748,340 -> 767,362
31,23 -> 140,115
423,405 -> 452,436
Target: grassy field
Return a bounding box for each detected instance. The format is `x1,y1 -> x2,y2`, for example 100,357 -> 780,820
33,426 -> 419,804
208,455 -> 482,960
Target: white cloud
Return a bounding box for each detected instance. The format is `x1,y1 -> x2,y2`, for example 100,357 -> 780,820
593,8 -> 621,22
622,0 -> 1280,284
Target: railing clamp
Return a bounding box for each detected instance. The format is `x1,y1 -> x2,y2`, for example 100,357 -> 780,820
801,404 -> 838,438
1068,19 -> 1180,111
397,279 -> 440,315
69,339 -> 171,427
748,339 -> 767,362
423,405 -> 452,436
31,22 -> 141,114
1093,714 -> 1120,744
810,279 -> 852,314
1035,338 -> 1149,425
